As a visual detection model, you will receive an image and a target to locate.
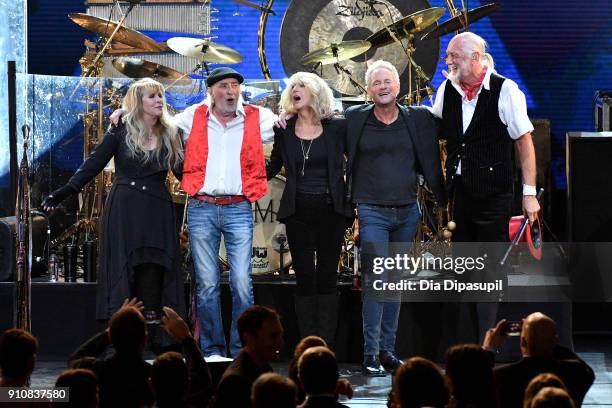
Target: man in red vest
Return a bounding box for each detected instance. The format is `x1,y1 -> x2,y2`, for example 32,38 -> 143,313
176,67 -> 277,358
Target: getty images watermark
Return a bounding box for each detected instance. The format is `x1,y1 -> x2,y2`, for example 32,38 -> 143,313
370,252 -> 504,294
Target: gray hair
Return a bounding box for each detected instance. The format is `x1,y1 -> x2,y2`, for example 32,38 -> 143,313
365,60 -> 400,87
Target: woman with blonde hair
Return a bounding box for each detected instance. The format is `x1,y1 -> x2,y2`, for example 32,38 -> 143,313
42,78 -> 185,325
267,72 -> 350,347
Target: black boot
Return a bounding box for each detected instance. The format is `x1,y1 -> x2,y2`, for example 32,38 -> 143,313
294,295 -> 318,339
316,292 -> 339,350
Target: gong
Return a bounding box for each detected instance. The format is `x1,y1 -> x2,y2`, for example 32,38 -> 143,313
280,0 -> 440,97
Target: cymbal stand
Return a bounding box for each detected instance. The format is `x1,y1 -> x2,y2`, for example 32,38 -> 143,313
82,2 -> 140,78
370,3 -> 434,105
333,61 -> 367,96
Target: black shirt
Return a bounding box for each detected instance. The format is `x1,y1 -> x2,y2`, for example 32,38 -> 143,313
353,113 -> 417,205
296,135 -> 328,194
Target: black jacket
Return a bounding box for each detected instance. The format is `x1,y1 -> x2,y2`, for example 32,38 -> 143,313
68,331 -> 213,408
493,348 -> 595,408
211,349 -> 272,408
266,116 -> 351,221
344,103 -> 447,206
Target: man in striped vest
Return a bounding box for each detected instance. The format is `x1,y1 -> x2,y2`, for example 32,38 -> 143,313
430,32 -> 540,344
175,67 -> 277,357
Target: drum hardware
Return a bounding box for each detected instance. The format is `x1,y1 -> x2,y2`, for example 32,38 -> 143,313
366,6 -> 445,48
257,0 -> 275,79
69,9 -> 163,79
166,37 -> 243,65
301,41 -> 372,96
272,233 -> 290,275
421,3 -> 500,41
112,57 -> 192,85
366,6 -> 443,105
281,0 -> 438,97
234,0 -> 276,15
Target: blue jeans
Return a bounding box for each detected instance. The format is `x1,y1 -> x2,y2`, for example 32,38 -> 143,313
188,198 -> 254,357
358,203 -> 420,356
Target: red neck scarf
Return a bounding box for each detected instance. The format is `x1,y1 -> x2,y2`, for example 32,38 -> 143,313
460,67 -> 487,101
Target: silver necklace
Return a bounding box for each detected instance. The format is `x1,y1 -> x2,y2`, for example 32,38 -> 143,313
300,138 -> 314,176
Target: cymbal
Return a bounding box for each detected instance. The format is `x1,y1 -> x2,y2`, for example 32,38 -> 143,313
366,7 -> 445,48
166,37 -> 243,64
112,58 -> 191,84
340,96 -> 367,103
300,40 -> 372,66
68,13 -> 165,52
421,3 -> 500,41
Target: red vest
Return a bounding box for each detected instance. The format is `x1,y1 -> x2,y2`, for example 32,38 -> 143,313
181,104 -> 268,202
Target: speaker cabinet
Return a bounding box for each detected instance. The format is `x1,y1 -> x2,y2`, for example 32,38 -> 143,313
566,132 -> 612,242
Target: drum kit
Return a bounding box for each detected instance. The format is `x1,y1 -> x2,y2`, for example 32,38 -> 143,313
62,0 -> 499,278
294,1 -> 499,105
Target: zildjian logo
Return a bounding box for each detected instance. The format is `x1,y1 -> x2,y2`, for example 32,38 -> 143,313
336,0 -> 383,21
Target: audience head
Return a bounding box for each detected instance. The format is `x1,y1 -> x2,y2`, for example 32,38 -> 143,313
53,368 -> 98,408
393,356 -> 449,408
108,306 -> 147,354
150,351 -> 189,403
293,336 -> 327,359
0,328 -> 38,384
445,344 -> 496,407
238,305 -> 283,362
524,373 -> 568,408
521,312 -> 559,358
529,387 -> 575,408
297,346 -> 338,396
251,372 -> 297,408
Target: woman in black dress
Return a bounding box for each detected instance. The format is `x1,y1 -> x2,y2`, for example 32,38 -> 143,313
42,78 -> 185,322
267,72 -> 349,347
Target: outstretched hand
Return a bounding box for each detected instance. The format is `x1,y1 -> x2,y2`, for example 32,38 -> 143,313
160,306 -> 192,342
483,318 -> 508,351
119,297 -> 144,311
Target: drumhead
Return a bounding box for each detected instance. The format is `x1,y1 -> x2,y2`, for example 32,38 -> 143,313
219,175 -> 292,275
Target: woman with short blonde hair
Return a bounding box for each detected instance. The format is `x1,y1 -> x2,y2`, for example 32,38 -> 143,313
267,72 -> 350,348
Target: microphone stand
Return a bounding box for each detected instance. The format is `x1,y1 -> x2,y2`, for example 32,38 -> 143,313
15,125 -> 32,331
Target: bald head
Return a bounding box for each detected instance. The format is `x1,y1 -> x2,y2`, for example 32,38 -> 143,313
448,32 -> 487,57
520,312 -> 559,357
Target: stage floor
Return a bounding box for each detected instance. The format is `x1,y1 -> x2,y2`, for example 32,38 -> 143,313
28,336 -> 612,407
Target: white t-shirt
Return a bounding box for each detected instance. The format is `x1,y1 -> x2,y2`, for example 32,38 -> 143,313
429,69 -> 534,174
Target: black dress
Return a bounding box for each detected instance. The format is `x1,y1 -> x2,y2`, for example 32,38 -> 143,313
65,122 -> 185,320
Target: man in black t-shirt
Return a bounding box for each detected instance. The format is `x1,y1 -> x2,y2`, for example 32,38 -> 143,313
345,60 -> 446,375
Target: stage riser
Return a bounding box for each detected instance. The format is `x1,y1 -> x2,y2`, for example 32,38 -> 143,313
0,283 -> 575,363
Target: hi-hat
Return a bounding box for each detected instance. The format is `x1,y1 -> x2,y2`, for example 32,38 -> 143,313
366,7 -> 446,48
421,3 -> 500,41
112,58 -> 191,84
68,13 -> 165,52
300,40 -> 371,66
166,37 -> 243,64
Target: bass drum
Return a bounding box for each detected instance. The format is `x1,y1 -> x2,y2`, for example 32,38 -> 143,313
219,175 -> 292,275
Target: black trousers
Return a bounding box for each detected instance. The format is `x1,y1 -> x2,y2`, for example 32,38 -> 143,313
133,263 -> 165,318
452,178 -> 513,243
285,192 -> 346,296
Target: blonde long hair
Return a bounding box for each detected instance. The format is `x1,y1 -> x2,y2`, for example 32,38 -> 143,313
121,78 -> 183,169
279,72 -> 335,121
